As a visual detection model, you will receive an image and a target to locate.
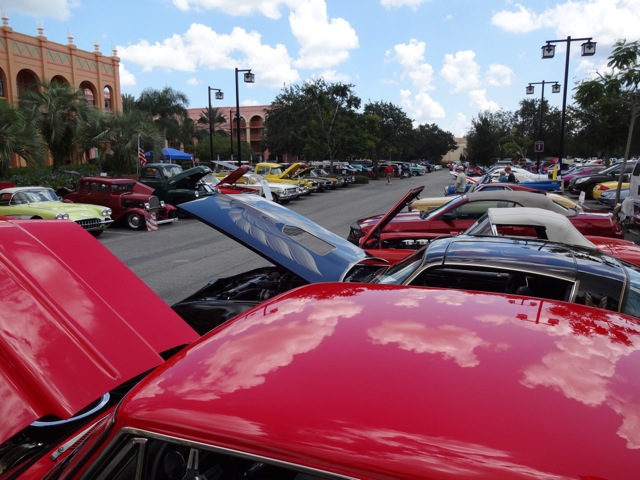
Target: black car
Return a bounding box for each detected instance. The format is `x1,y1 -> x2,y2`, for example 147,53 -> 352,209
569,161 -> 636,198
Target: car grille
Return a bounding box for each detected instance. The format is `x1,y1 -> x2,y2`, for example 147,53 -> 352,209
147,195 -> 161,212
75,218 -> 104,230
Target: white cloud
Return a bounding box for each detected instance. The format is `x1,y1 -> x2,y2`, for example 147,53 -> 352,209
449,112 -> 470,137
171,0 -> 290,19
441,50 -> 481,92
492,1 -> 640,45
380,0 -> 429,9
390,39 -> 435,89
187,77 -> 200,86
116,23 -> 299,89
468,89 -> 499,112
315,69 -> 351,83
2,0 -> 75,20
485,64 -> 515,87
118,63 -> 136,87
290,0 -> 359,69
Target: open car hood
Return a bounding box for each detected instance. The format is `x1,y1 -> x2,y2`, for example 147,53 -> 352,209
169,166 -> 212,189
0,220 -> 198,444
219,165 -> 251,185
360,186 -> 424,246
281,163 -> 304,176
178,194 -> 371,283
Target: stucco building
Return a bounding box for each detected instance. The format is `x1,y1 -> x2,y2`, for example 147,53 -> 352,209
0,18 -> 122,167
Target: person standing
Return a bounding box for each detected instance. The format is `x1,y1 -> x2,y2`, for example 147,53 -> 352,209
504,166 -> 517,183
385,164 -> 394,185
454,165 -> 467,193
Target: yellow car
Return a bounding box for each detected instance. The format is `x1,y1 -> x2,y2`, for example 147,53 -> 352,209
592,180 -> 630,200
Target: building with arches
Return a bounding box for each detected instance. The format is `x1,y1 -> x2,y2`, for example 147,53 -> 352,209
0,18 -> 121,167
188,104 -> 267,161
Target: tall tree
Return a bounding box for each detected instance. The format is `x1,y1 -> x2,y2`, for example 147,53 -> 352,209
136,86 -> 190,147
411,123 -> 457,162
0,100 -> 45,174
19,81 -> 94,168
465,110 -> 513,166
264,79 -> 361,161
363,101 -> 413,166
575,39 -> 640,203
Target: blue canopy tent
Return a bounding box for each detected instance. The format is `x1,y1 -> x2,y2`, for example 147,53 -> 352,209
160,148 -> 194,166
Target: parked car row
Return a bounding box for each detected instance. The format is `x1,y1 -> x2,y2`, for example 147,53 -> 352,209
2,172 -> 640,478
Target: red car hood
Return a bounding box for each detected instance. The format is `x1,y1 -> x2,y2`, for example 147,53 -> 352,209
589,235 -> 640,266
359,186 -> 424,246
0,220 -> 198,444
219,165 -> 251,185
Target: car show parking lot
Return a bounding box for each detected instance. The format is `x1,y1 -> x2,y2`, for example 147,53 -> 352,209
98,168 -> 635,307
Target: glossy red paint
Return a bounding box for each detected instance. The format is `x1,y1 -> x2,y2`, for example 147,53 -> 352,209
0,219 -> 198,444
109,284 -> 640,479
589,235 -> 640,265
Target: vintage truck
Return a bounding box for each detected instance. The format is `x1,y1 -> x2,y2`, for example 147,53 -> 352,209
138,163 -> 217,206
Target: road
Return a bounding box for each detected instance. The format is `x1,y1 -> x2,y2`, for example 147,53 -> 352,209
99,170 -> 452,306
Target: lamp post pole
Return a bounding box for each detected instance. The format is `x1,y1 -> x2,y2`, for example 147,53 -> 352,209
229,109 -> 234,160
207,87 -> 223,164
526,80 -> 560,172
541,36 -> 596,167
234,68 -> 255,167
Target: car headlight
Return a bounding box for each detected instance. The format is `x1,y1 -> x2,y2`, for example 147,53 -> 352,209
194,191 -> 200,198
575,178 -> 589,185
101,208 -> 112,216
56,213 -> 69,220
160,201 -> 166,207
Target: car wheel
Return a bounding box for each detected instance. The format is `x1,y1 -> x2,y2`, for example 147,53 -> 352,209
126,212 -> 145,230
585,185 -> 595,200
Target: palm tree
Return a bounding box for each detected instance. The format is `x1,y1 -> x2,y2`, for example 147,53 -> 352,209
135,87 -> 190,147
19,80 -> 95,168
0,100 -> 45,174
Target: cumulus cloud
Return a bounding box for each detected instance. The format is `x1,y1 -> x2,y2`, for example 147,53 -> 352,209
492,0 -> 640,44
290,0 -> 359,69
485,64 -> 515,87
468,89 -> 499,112
3,0 -> 74,20
440,50 -> 481,92
171,0 -> 291,19
380,0 -> 429,9
118,63 -> 136,87
117,23 -> 299,89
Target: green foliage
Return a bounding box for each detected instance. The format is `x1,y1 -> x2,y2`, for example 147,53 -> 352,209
0,100 -> 45,175
4,164 -> 99,189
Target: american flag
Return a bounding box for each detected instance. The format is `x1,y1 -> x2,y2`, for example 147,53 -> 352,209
138,146 -> 147,167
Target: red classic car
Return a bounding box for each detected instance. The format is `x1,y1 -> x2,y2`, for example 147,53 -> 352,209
0,218 -> 198,477
64,176 -> 178,230
5,269 -> 640,477
348,188 -> 624,249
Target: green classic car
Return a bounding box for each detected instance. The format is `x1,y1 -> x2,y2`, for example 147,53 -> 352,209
0,186 -> 113,235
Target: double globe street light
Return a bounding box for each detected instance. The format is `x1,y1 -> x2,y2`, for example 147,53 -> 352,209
526,80 -> 560,172
541,36 -> 596,166
234,68 -> 255,167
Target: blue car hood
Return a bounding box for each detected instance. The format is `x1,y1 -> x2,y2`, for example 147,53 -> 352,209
179,195 -> 370,283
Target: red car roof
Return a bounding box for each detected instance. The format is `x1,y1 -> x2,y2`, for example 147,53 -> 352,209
117,283 -> 640,479
0,220 -> 198,443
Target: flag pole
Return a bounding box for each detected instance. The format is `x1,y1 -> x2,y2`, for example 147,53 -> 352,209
137,134 -> 141,176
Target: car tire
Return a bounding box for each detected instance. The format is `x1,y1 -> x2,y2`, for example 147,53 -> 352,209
126,212 -> 145,230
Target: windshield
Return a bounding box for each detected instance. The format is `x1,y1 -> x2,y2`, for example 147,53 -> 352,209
622,263 -> 640,318
421,195 -> 464,220
372,248 -> 426,285
464,213 -> 494,236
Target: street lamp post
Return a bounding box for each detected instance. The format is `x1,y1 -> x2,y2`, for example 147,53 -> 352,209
234,68 -> 255,167
526,80 -> 560,172
207,87 -> 223,164
541,36 -> 596,167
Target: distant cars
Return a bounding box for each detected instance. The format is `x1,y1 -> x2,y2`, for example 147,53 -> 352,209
63,176 -> 178,230
568,161 -> 636,198
591,180 -> 630,200
599,186 -> 630,208
349,189 -> 624,251
0,186 -> 112,235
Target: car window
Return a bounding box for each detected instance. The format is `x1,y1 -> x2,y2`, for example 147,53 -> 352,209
574,272 -> 623,312
90,435 -> 333,480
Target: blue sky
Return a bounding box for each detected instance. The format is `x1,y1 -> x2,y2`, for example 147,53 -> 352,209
3,0 -> 639,136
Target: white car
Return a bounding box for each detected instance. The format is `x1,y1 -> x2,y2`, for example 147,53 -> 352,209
241,173 -> 299,203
